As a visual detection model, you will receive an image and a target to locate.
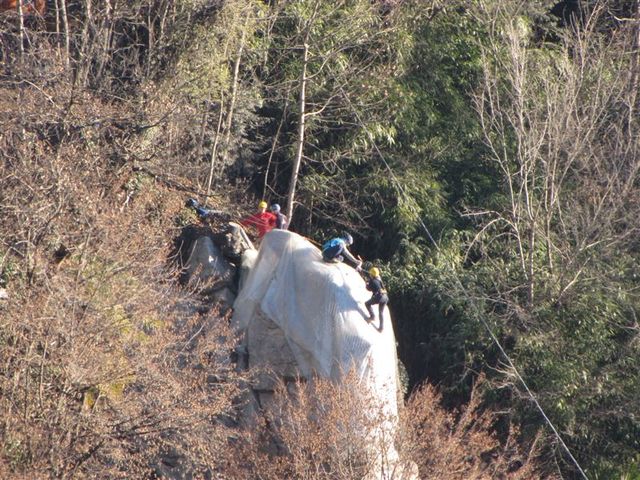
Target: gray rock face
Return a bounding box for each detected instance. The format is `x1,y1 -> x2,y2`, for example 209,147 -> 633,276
247,310 -> 299,391
212,222 -> 254,263
185,236 -> 236,296
210,287 -> 237,309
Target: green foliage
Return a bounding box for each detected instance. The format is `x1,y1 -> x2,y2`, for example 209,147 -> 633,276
174,24 -> 232,98
254,0 -> 420,225
391,4 -> 489,206
0,249 -> 20,287
340,3 -> 640,476
174,0 -> 267,101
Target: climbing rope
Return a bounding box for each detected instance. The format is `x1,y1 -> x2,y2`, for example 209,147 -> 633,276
340,88 -> 589,480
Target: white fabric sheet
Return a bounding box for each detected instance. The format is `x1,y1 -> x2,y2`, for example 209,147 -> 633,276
232,229 -> 399,415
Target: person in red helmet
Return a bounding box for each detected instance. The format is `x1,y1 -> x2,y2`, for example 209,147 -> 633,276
240,200 -> 276,238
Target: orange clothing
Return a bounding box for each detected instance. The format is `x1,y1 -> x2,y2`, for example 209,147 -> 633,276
241,211 -> 276,238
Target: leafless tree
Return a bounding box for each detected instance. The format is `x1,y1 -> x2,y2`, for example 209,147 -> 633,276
470,1 -> 640,308
262,0 -> 409,224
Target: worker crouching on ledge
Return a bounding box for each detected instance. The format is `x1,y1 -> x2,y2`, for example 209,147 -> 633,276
365,267 -> 388,332
321,233 -> 363,271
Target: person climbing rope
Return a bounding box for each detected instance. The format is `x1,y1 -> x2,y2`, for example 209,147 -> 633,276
363,266 -> 388,332
270,203 -> 288,230
321,233 -> 362,270
240,200 -> 276,238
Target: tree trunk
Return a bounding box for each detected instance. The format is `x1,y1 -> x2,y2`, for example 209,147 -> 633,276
17,0 -> 24,58
630,1 -> 640,120
147,2 -> 153,78
94,0 -> 114,82
527,226 -> 535,306
262,90 -> 290,199
286,40 -> 309,223
205,94 -> 226,206
54,0 -> 60,48
223,25 -> 248,148
60,0 -> 70,67
78,0 -> 93,87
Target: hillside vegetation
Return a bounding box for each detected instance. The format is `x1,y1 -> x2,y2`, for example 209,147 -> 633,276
1,1 -> 639,478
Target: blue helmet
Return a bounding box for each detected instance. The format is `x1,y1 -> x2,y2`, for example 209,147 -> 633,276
342,233 -> 353,245
270,203 -> 281,213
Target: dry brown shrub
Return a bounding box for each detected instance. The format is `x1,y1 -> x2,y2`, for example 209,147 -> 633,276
0,178 -> 247,477
225,372 -> 391,480
397,377 -> 556,479
0,67 -> 247,476
0,9 -> 260,473
225,372 -> 552,480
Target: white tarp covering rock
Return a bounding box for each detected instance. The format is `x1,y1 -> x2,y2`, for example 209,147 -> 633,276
233,229 -> 419,479
233,230 -> 398,395
232,230 -> 410,473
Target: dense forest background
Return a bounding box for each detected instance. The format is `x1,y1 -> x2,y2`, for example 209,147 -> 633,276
1,0 -> 640,478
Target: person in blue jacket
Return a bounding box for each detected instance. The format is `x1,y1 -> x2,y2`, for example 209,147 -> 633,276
321,233 -> 362,270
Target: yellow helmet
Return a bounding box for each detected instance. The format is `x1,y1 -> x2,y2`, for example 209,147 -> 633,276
369,267 -> 380,277
258,200 -> 268,209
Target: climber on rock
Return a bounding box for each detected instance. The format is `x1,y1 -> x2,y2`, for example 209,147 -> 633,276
240,200 -> 276,239
321,233 -> 362,270
364,266 -> 388,332
270,203 -> 288,230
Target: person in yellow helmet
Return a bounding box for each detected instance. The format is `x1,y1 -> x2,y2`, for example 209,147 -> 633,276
240,200 -> 276,238
365,266 -> 388,332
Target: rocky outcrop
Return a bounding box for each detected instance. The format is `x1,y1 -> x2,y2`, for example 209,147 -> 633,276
232,229 -> 418,479
180,224 -> 417,479
185,236 -> 236,292
178,220 -> 253,312
246,309 -> 299,390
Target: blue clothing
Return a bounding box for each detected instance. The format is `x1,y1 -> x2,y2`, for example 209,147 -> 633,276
186,198 -> 223,221
321,238 -> 359,265
322,238 -> 346,261
195,206 -> 209,218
